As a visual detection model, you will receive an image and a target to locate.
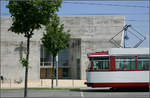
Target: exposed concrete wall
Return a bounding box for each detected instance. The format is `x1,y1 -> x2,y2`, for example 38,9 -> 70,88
68,38 -> 81,79
1,17 -> 43,80
60,16 -> 125,79
1,16 -> 124,80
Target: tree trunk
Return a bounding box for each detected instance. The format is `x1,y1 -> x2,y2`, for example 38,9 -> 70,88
51,55 -> 55,88
24,36 -> 30,97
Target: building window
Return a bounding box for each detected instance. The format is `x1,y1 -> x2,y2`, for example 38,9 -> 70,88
40,68 -> 52,79
40,68 -> 70,79
40,45 -> 70,79
40,45 -> 53,66
63,68 -> 69,79
92,57 -> 110,70
76,59 -> 80,79
58,48 -> 69,66
137,56 -> 149,70
115,57 -> 136,70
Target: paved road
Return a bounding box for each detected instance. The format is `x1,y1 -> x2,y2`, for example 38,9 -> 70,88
1,88 -> 149,98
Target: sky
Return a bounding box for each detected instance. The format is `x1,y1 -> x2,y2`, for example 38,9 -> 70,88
1,0 -> 149,48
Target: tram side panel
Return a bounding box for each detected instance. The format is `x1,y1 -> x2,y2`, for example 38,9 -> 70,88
86,71 -> 149,87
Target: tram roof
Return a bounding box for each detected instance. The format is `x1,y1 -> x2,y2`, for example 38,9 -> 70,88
88,48 -> 149,57
109,48 -> 149,56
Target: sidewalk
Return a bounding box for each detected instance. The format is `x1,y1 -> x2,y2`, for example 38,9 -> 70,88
1,79 -> 87,89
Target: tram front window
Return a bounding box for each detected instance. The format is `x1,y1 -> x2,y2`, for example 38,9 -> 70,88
87,61 -> 92,71
93,57 -> 110,71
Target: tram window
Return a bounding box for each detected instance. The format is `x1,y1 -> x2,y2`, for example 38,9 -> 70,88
87,62 -> 92,70
137,56 -> 149,70
93,57 -> 110,70
115,57 -> 136,70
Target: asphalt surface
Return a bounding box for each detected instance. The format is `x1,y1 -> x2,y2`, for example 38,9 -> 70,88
1,88 -> 149,98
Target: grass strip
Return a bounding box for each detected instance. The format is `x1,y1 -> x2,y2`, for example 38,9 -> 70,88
1,88 -> 80,91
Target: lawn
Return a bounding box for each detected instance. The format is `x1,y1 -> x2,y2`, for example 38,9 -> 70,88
1,87 -> 80,91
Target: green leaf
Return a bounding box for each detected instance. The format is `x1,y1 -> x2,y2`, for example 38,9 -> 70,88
7,0 -> 62,37
41,14 -> 71,57
19,58 -> 28,67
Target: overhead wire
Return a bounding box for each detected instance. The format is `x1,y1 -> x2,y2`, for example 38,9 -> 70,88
63,2 -> 149,8
62,2 -> 149,23
69,13 -> 149,15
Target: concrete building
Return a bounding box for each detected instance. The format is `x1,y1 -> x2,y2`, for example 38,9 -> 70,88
1,16 -> 125,81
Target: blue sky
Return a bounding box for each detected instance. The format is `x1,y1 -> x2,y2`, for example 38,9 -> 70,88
1,1 -> 149,48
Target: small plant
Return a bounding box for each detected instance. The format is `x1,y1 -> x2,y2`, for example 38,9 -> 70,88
20,58 -> 28,67
19,58 -> 32,69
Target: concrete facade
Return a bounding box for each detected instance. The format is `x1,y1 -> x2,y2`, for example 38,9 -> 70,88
1,16 -> 125,81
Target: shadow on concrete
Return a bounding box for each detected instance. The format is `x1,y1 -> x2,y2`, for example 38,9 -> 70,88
71,87 -> 149,92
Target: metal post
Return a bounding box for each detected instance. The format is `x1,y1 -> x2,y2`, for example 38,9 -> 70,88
72,78 -> 74,88
56,54 -> 58,87
72,67 -> 74,88
124,31 -> 126,48
43,45 -> 44,66
10,80 -> 11,88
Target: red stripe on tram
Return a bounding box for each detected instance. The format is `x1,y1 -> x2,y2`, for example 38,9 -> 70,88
86,82 -> 149,87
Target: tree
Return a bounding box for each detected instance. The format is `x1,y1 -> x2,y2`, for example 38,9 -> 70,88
41,15 -> 71,88
6,0 -> 62,97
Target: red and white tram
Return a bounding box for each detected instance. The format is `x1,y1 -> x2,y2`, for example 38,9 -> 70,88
85,48 -> 150,88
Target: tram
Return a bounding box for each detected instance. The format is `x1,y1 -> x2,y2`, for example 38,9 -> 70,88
85,48 -> 150,88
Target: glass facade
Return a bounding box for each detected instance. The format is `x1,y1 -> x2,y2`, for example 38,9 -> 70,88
40,45 -> 53,66
40,45 -> 70,79
115,57 -> 136,70
58,48 -> 69,66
